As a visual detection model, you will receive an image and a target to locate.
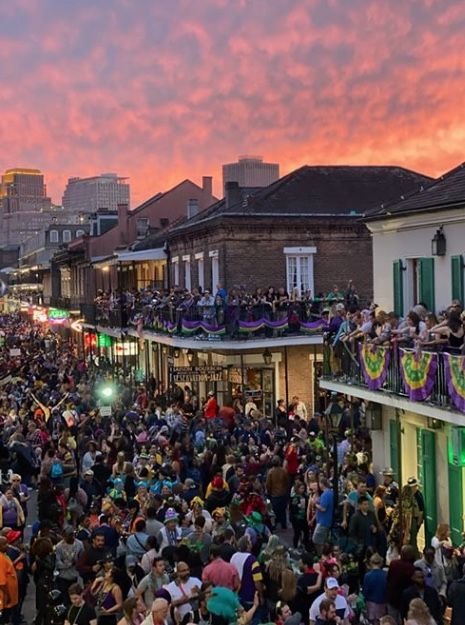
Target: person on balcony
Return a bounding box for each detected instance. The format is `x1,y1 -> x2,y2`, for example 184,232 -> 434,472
429,310 -> 464,354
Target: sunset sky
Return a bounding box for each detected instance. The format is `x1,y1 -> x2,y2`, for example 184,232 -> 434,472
2,0 -> 465,206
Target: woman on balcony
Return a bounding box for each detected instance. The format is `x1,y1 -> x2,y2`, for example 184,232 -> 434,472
429,310 -> 464,354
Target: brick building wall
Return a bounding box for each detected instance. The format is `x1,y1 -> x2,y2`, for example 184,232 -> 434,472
168,217 -> 373,303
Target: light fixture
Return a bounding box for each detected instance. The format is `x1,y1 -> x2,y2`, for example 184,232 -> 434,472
431,226 -> 446,256
186,349 -> 194,364
324,394 -> 343,433
365,402 -> 383,430
262,348 -> 272,365
173,347 -> 180,359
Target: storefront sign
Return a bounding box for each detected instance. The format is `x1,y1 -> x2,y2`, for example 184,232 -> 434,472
170,365 -> 224,383
228,367 -> 243,384
114,341 -> 138,355
244,389 -> 263,400
48,308 -> 70,325
98,334 -> 112,348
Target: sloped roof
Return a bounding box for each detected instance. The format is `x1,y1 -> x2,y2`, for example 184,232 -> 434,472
366,161 -> 465,220
171,165 -> 432,233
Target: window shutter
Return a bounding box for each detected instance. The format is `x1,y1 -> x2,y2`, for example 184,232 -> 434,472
418,257 -> 435,311
451,255 -> 464,303
393,260 -> 404,316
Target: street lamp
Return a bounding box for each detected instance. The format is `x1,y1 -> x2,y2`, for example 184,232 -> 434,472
262,348 -> 272,365
431,226 -> 446,256
173,347 -> 181,359
186,349 -> 194,364
324,393 -> 343,526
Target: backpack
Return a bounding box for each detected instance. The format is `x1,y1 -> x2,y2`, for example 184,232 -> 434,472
51,459 -> 63,478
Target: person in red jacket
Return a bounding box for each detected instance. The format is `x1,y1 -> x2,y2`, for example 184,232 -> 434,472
203,391 -> 218,419
284,438 -> 300,486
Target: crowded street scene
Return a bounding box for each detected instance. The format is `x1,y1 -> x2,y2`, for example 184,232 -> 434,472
0,302 -> 463,625
2,1 -> 465,624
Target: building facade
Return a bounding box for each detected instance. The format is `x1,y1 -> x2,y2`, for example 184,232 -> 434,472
0,168 -> 53,246
62,173 -> 130,213
320,161 -> 465,546
222,156 -> 279,191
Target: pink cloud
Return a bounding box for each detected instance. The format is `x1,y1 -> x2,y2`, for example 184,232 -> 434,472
0,0 -> 464,207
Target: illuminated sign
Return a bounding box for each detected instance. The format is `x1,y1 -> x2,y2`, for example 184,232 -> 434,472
48,308 -> 70,325
98,334 -> 112,348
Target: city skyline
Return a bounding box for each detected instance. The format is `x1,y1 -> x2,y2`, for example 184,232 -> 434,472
1,0 -> 465,205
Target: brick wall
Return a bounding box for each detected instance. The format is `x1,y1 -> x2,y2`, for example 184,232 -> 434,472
168,218 -> 373,304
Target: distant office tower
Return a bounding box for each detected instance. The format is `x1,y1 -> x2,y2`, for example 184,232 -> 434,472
222,156 -> 279,191
62,173 -> 130,213
0,168 -> 52,246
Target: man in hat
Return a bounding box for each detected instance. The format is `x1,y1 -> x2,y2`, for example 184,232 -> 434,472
157,508 -> 182,554
381,468 -> 399,508
407,477 -> 425,554
203,391 -> 218,420
309,577 -> 350,625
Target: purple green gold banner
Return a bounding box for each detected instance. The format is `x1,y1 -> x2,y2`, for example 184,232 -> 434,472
400,348 -> 438,401
443,353 -> 465,413
358,343 -> 390,390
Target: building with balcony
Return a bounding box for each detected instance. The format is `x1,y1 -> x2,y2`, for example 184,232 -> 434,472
319,161 -> 465,546
70,163 -> 431,415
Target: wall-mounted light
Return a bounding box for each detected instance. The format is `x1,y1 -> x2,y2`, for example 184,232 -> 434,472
431,226 -> 446,256
186,349 -> 194,364
262,348 -> 272,365
173,347 -> 180,359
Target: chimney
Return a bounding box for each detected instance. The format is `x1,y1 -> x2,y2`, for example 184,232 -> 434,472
187,198 -> 199,219
225,181 -> 241,209
202,176 -> 213,197
117,203 -> 129,244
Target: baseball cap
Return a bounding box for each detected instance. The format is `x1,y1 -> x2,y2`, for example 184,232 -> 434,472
325,577 -> 340,590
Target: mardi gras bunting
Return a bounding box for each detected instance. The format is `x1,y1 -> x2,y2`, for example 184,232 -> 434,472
443,352 -> 465,413
359,343 -> 390,390
400,348 -> 438,401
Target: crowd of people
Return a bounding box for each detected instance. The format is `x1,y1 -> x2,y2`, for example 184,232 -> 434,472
0,312 -> 464,625
94,282 -> 360,333
326,299 -> 465,382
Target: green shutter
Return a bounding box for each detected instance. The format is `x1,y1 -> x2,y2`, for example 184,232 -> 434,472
417,428 -> 437,544
418,257 -> 435,312
451,255 -> 464,304
389,419 -> 401,484
393,260 -> 404,316
448,463 -> 464,545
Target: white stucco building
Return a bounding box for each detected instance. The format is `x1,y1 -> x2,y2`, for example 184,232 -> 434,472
320,161 -> 465,547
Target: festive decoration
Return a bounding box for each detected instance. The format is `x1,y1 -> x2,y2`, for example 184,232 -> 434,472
444,353 -> 465,413
400,348 -> 438,401
300,319 -> 328,333
359,343 -> 390,390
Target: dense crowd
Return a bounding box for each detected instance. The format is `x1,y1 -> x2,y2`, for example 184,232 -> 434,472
94,282 -> 360,330
0,312 -> 464,625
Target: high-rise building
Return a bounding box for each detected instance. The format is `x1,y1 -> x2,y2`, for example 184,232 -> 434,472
0,168 -> 53,246
222,156 -> 279,191
62,173 -> 130,213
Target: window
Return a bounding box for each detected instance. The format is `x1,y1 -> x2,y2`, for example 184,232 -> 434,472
283,247 -> 316,296
451,255 -> 464,303
49,229 -> 59,243
76,229 -> 85,238
209,250 -> 219,292
183,255 -> 191,291
405,257 -> 436,312
195,252 -> 204,290
172,256 -> 179,286
63,230 -> 71,243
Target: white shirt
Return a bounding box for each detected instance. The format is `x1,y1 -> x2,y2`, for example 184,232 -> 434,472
164,577 -> 202,619
309,592 -> 349,623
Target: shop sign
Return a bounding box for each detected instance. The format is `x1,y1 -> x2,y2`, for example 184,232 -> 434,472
170,365 -> 224,383
228,367 -> 243,384
48,308 -> 70,324
114,341 -> 138,355
244,389 -> 263,400
98,334 -> 112,348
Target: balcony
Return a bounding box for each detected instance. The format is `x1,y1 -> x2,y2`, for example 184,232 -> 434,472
87,299 -> 330,346
320,342 -> 465,421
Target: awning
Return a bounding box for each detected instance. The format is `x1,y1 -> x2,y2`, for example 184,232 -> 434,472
91,255 -> 117,268
116,248 -> 166,262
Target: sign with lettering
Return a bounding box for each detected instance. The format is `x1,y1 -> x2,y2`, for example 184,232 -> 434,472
170,365 -> 224,383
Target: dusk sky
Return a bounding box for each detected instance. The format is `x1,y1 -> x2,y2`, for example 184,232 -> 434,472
2,0 -> 465,206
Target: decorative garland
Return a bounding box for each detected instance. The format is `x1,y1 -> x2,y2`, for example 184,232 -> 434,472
359,343 -> 390,390
443,352 -> 465,413
399,348 -> 438,401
